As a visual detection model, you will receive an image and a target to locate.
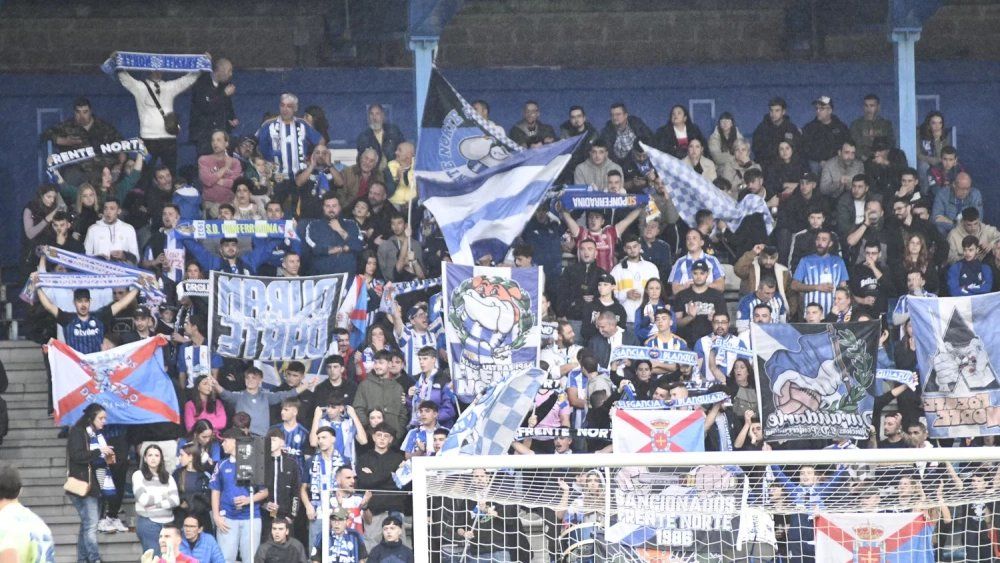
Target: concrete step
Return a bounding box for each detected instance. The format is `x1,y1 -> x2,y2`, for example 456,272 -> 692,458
8,416 -> 58,430
2,436 -> 69,448
2,426 -> 61,441
4,380 -> 50,394
4,367 -> 50,385
5,397 -> 52,410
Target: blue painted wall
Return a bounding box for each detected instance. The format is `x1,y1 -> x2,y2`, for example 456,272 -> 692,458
1,60 -> 998,267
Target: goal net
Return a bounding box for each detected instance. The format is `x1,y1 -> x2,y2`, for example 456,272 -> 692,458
413,447 -> 1000,562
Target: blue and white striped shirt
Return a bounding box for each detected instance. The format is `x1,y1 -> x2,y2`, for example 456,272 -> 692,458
793,253 -> 849,316
255,118 -> 323,177
397,325 -> 436,375
667,252 -> 725,286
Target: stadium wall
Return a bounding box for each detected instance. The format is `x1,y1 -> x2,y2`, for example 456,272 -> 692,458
0,60 -> 997,266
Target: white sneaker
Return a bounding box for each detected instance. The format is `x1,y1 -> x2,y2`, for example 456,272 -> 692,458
111,517 -> 129,533
97,517 -> 116,533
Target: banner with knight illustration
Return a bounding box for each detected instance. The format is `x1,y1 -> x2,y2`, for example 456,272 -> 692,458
442,263 -> 542,402
908,293 -> 1000,438
751,321 -> 879,441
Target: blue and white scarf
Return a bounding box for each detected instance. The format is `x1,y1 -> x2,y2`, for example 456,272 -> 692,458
616,392 -> 730,410
610,346 -> 698,366
36,246 -> 165,305
21,273 -> 139,304
174,219 -> 298,240
101,52 -> 211,75
876,369 -> 918,391
47,138 -> 145,176
87,428 -> 117,498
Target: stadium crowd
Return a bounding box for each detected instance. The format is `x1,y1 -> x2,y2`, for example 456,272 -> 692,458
9,52 -> 1000,562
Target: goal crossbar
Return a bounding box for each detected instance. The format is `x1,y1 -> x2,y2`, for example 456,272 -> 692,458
411,446 -> 1000,555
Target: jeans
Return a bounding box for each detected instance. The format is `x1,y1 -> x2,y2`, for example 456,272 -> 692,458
217,517 -> 260,563
135,515 -> 163,555
68,494 -> 100,563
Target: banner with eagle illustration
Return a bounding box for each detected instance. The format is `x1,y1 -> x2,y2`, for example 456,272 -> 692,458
442,263 -> 542,402
908,293 -> 1000,438
751,321 -> 880,441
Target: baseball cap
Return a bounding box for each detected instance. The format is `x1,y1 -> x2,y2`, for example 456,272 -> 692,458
73,288 -> 91,301
871,137 -> 891,152
331,507 -> 351,520
800,171 -> 818,183
407,305 -> 428,321
597,273 -> 616,285
691,259 -> 709,272
813,95 -> 833,107
134,306 -> 152,318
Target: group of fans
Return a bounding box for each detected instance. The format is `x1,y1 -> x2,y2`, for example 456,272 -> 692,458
6,51 -> 999,562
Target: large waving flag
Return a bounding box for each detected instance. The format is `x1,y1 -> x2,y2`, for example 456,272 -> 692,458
336,274 -> 371,350
642,142 -> 774,234
416,68 -> 582,264
815,512 -> 933,562
48,336 -> 180,426
439,366 -> 547,456
612,408 -> 706,453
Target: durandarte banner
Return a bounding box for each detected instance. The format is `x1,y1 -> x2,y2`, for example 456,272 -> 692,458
751,321 -> 879,441
209,272 -> 346,361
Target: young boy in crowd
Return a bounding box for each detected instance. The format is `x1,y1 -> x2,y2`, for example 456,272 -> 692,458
402,400 -> 441,459
948,235 -> 993,296
309,396 -> 367,468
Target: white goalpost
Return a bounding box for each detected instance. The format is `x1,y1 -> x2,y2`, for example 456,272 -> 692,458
413,446 -> 1000,562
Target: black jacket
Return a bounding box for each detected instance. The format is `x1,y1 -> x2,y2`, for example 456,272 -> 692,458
66,425 -> 101,496
356,448 -> 408,515
263,453 -> 301,518
188,73 -> 235,146
357,124 -> 405,168
653,122 -> 706,159
367,539 -> 414,562
751,115 -> 801,168
599,115 -> 654,163
557,261 -> 606,320
587,330 -> 640,368
800,116 -> 852,163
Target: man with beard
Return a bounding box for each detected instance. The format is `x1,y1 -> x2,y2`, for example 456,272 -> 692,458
791,230 -> 849,316
751,97 -> 801,170
673,260 -> 728,347
694,311 -> 750,386
302,192 -> 363,277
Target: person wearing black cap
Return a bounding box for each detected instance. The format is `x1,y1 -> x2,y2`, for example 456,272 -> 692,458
750,97 -> 801,170
800,95 -> 852,174
775,171 -> 827,243
33,277 -> 139,354
579,272 -> 628,343
864,136 -> 907,200
672,259 -> 727,347
121,305 -> 157,344
366,513 -> 413,562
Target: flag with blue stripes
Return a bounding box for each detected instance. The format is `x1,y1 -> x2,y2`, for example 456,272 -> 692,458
642,142 -> 774,234
416,68 -> 582,264
439,366 -> 548,456
443,263 -> 542,402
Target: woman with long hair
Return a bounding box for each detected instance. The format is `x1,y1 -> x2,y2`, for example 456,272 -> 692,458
654,104 -> 706,159
766,140 -> 811,200
682,138 -> 717,182
183,375 -> 227,434
178,419 -> 223,475
65,403 -> 114,563
355,323 -> 397,380
303,105 -> 330,142
894,233 -> 940,294
724,358 -> 759,418
21,184 -> 60,275
917,111 -> 951,188
132,444 -> 179,555
73,183 -> 101,240
708,112 -> 743,171
172,442 -> 212,527
633,278 -> 670,343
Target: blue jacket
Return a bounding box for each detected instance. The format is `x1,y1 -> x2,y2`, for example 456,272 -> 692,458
948,259 -> 993,296
181,533 -> 226,563
933,187 -> 983,233
302,217 -> 364,277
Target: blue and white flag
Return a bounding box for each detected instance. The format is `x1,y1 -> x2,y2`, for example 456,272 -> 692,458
416,68 -> 581,264
908,293 -> 1000,438
442,263 -> 542,402
439,366 -> 548,456
643,142 -> 773,234
209,272 -> 347,361
751,321 -> 879,441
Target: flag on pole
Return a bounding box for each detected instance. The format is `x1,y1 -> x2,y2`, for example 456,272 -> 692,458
416,68 -> 581,264
439,366 -> 547,456
642,142 -> 774,234
48,336 -> 180,426
336,274 -> 371,350
815,512 -> 933,562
